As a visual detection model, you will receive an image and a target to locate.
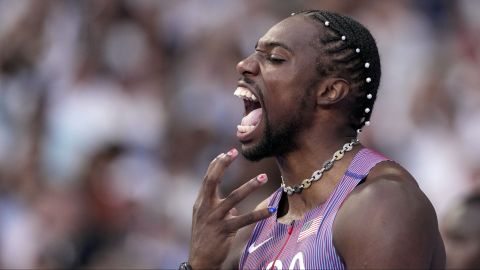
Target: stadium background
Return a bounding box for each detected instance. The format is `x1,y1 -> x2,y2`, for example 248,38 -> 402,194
0,0 -> 479,268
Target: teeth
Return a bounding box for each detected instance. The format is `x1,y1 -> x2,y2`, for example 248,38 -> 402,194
233,87 -> 257,102
237,125 -> 255,133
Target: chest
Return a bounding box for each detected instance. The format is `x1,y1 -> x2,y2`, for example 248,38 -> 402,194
242,212 -> 344,270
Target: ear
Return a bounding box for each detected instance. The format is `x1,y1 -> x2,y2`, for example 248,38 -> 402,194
316,78 -> 351,106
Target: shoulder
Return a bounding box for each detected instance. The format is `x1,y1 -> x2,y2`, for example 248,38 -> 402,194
337,160 -> 429,219
341,160 -> 425,212
333,160 -> 445,268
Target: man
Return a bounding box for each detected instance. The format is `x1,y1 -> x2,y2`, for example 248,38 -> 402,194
442,193 -> 480,269
183,10 -> 445,269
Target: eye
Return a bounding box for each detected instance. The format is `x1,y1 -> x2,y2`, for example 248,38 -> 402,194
254,49 -> 286,64
266,54 -> 285,64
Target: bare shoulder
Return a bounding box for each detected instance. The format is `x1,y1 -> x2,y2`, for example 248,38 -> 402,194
333,160 -> 446,269
222,197 -> 271,269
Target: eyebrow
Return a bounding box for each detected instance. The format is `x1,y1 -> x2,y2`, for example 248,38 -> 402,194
255,40 -> 294,54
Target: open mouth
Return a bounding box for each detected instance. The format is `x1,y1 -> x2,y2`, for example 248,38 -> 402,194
233,86 -> 263,140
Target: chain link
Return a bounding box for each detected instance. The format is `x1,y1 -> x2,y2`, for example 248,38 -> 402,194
281,139 -> 359,195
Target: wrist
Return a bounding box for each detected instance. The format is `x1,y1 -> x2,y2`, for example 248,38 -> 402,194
188,259 -> 220,270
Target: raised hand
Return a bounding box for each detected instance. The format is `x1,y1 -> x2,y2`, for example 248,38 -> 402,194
188,148 -> 275,269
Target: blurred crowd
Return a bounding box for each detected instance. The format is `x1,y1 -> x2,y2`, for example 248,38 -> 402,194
0,0 -> 479,269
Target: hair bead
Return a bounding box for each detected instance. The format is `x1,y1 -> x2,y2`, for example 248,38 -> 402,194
366,77 -> 372,83
365,108 -> 371,113
355,48 -> 360,53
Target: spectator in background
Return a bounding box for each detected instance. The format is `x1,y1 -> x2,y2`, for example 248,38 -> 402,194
0,0 -> 479,269
442,193 -> 480,269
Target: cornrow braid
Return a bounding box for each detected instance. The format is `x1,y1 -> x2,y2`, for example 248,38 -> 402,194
293,10 -> 381,133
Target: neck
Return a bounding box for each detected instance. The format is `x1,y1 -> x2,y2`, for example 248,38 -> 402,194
274,129 -> 359,222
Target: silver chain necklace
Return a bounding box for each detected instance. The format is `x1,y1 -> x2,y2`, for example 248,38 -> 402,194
281,139 -> 360,196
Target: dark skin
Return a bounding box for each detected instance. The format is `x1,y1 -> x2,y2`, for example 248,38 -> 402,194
189,15 -> 445,269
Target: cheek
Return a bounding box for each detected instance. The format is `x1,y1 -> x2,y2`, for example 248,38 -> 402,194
263,91 -> 299,118
260,64 -> 317,117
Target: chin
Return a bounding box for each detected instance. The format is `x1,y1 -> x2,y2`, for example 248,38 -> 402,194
240,138 -> 275,162
239,131 -> 281,161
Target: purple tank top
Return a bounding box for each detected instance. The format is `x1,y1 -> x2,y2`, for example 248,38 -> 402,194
239,148 -> 389,270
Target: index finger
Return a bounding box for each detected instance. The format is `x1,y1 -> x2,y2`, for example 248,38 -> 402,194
202,148 -> 239,199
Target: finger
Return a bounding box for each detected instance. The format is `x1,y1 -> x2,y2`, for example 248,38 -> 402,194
202,148 -> 238,199
194,152 -> 225,208
226,207 -> 238,219
229,207 -> 239,216
224,207 -> 277,232
215,174 -> 268,217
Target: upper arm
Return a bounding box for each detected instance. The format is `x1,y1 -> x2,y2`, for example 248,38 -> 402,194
333,165 -> 441,269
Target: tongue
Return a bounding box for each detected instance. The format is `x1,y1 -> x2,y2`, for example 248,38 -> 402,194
241,108 -> 262,126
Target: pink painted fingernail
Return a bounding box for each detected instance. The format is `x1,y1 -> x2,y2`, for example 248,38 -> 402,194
227,148 -> 238,157
257,173 -> 268,183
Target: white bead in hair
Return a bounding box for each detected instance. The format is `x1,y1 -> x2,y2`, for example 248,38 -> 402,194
324,21 -> 330,26
341,35 -> 346,40
365,108 -> 371,113
357,129 -> 362,133
367,93 -> 373,99
366,77 -> 372,83
355,48 -> 360,53
291,12 -> 295,16
365,62 -> 370,68
365,121 -> 371,126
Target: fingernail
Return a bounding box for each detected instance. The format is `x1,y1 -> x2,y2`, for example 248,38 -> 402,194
227,148 -> 238,157
257,173 -> 268,183
268,206 -> 277,214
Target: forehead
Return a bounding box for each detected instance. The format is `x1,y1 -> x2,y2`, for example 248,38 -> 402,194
257,16 -> 321,52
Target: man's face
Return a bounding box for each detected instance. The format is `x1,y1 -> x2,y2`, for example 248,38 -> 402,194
442,204 -> 480,269
234,16 -> 322,161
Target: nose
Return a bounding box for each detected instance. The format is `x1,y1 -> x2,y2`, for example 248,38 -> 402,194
236,54 -> 259,77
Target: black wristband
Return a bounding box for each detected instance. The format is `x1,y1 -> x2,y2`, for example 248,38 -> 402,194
179,262 -> 193,270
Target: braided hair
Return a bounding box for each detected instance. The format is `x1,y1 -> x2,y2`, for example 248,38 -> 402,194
294,10 -> 381,133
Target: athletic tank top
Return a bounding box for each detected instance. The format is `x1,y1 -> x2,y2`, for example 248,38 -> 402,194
239,148 -> 389,270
